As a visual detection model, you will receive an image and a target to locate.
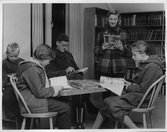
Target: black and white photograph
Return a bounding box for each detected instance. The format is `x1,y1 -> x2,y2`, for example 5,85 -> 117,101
1,1 -> 166,131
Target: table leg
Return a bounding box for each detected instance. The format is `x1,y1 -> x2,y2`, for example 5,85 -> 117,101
74,95 -> 85,129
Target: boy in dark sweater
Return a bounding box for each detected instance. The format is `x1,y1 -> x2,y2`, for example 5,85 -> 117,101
2,42 -> 24,123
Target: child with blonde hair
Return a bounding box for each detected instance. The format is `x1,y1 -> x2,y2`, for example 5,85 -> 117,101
2,42 -> 24,124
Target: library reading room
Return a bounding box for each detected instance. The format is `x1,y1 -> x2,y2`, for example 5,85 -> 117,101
2,2 -> 166,131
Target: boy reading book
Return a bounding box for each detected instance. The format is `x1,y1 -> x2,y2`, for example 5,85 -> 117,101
45,33 -> 98,127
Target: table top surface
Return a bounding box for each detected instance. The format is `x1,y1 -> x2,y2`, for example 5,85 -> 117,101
59,86 -> 107,96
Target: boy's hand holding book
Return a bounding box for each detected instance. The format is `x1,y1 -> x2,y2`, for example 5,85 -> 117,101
66,66 -> 75,74
66,67 -> 88,76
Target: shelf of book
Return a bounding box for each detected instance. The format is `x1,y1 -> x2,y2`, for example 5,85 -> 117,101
121,11 -> 165,57
121,11 -> 164,26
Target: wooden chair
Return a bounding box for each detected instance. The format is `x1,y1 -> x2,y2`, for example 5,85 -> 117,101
10,74 -> 58,129
115,75 -> 166,129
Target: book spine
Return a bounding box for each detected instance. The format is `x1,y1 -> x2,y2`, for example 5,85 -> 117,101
132,14 -> 136,26
95,14 -> 97,26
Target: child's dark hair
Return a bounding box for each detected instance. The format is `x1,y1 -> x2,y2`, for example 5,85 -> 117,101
131,40 -> 150,55
34,44 -> 55,60
57,33 -> 69,42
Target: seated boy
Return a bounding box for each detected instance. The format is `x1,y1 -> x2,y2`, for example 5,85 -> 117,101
2,42 -> 24,124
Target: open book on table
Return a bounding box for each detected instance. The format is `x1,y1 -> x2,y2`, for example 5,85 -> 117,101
100,76 -> 125,96
66,67 -> 88,76
49,76 -> 72,89
68,76 -> 125,96
69,79 -> 100,89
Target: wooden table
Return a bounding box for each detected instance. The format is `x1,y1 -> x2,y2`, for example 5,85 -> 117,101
59,86 -> 107,96
59,85 -> 107,129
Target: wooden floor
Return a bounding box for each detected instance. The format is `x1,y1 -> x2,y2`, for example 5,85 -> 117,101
2,94 -> 166,130
85,94 -> 166,129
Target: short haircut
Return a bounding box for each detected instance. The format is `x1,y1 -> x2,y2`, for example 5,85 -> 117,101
107,9 -> 121,26
34,44 -> 55,60
131,40 -> 150,55
56,33 -> 69,42
6,42 -> 20,54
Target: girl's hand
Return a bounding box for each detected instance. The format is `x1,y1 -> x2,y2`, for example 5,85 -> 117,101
52,85 -> 64,97
124,80 -> 131,90
113,40 -> 123,51
102,42 -> 113,50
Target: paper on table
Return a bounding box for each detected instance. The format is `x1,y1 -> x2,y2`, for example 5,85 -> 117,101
100,76 -> 124,96
49,76 -> 72,89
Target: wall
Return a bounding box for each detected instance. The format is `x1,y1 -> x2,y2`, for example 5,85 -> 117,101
108,3 -> 165,13
45,4 -> 52,47
2,3 -> 31,60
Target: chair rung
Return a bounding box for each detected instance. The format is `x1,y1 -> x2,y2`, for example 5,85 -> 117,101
21,112 -> 58,118
132,107 -> 155,113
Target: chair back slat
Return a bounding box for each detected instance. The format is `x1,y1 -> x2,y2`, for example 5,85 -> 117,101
149,76 -> 165,107
10,74 -> 32,114
137,75 -> 165,109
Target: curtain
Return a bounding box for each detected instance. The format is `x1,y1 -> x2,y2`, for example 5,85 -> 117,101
31,3 -> 44,55
67,4 -> 83,68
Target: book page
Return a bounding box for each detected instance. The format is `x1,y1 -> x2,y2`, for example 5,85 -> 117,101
49,76 -> 72,89
100,76 -> 124,96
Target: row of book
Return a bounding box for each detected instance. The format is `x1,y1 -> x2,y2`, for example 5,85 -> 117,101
121,14 -> 164,26
126,29 -> 164,40
95,14 -> 164,28
95,15 -> 107,27
149,44 -> 162,56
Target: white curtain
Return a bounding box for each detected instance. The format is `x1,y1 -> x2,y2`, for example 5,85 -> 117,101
31,3 -> 44,54
67,4 -> 83,68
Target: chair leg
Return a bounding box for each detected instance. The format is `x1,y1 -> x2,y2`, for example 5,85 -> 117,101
21,117 -> 26,129
15,117 -> 19,129
149,112 -> 154,128
49,118 -> 53,129
115,121 -> 118,128
30,118 -> 34,129
142,113 -> 147,128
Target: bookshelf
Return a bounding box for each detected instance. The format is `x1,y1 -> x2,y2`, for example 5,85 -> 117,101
84,7 -> 108,79
84,7 -> 165,80
121,11 -> 165,57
